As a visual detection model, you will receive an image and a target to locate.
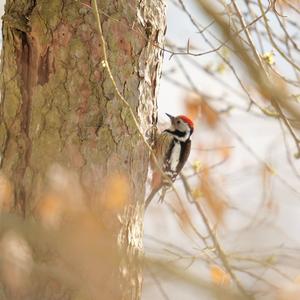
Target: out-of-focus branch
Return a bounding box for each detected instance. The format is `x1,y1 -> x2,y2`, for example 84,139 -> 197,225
144,256 -> 248,300
258,0 -> 300,72
175,1 -> 281,117
91,0 -> 186,206
180,175 -> 252,299
146,263 -> 171,300
194,0 -> 300,158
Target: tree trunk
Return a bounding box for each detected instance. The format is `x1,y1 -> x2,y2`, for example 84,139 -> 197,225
0,0 -> 165,299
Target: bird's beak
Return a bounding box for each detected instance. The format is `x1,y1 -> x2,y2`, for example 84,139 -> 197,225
165,113 -> 174,121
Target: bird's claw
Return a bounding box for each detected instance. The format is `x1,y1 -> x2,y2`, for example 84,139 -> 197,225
157,188 -> 167,203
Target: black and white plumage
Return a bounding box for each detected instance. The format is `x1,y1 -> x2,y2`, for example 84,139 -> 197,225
145,113 -> 194,209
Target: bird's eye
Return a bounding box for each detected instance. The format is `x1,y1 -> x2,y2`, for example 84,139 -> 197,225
177,120 -> 180,124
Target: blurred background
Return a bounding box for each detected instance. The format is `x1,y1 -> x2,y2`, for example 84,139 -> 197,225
143,1 -> 300,299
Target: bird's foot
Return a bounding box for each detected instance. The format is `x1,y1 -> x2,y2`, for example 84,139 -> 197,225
158,188 -> 167,203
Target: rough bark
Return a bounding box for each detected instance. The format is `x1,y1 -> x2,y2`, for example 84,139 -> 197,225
0,0 -> 165,299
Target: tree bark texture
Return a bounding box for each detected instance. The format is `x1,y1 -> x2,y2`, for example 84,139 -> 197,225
0,0 -> 165,299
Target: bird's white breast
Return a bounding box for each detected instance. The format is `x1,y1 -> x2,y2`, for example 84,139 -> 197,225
170,141 -> 181,172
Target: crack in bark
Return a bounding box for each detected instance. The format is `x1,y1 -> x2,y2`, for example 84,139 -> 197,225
0,83 -> 9,168
37,47 -> 51,85
14,29 -> 37,215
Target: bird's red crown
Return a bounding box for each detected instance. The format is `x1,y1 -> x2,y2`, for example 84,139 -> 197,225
178,115 -> 194,129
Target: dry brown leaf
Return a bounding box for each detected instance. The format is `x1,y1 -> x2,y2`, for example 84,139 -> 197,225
185,94 -> 202,120
210,264 -> 230,286
262,163 -> 276,185
200,168 -> 226,224
200,101 -> 219,128
219,145 -> 232,160
184,93 -> 219,127
177,206 -> 190,230
276,0 -> 299,8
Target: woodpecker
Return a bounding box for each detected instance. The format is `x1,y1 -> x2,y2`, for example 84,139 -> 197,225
145,113 -> 194,209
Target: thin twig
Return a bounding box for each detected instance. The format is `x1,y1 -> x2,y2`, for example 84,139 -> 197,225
91,0 -> 183,206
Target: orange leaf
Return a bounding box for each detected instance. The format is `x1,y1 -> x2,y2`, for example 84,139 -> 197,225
185,96 -> 201,120
200,101 -> 219,128
219,145 -> 232,160
200,169 -> 226,224
276,0 -> 299,8
210,265 -> 230,286
177,206 -> 190,230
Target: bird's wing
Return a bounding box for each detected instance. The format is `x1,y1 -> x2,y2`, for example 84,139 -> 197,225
176,139 -> 191,174
150,131 -> 173,170
149,132 -> 173,189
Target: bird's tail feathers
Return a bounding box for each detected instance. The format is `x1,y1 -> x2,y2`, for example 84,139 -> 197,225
144,184 -> 163,210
